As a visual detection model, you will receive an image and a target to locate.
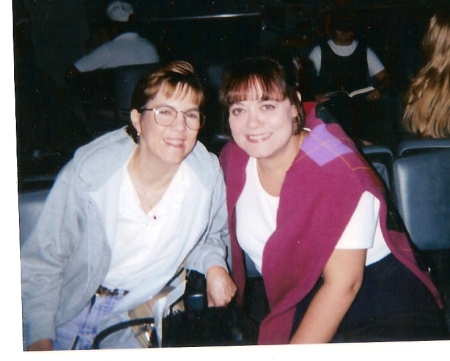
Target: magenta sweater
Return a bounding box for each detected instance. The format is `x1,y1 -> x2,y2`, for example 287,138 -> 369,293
219,102 -> 443,345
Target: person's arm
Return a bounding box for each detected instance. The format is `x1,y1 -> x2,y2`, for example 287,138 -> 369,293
308,46 -> 322,76
73,44 -> 110,73
21,164 -> 77,350
366,47 -> 390,100
366,69 -> 389,101
185,157 -> 237,307
308,45 -> 328,102
205,265 -> 237,307
26,339 -> 53,351
289,248 -> 366,344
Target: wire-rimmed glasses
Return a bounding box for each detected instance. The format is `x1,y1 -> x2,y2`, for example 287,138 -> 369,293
139,106 -> 205,130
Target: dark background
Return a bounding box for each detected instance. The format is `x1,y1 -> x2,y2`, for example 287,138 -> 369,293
12,0 -> 449,191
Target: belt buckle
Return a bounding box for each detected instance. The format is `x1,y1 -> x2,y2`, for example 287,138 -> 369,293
96,286 -> 110,297
96,285 -> 127,297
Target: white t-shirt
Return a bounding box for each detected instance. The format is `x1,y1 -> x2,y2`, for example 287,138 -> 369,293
74,32 -> 159,72
236,157 -> 391,274
308,39 -> 385,77
91,159 -> 190,292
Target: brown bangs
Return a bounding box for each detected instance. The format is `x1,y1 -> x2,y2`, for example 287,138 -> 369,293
160,81 -> 204,106
221,74 -> 287,106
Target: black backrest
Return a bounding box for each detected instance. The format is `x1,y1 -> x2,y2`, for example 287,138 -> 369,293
360,145 -> 394,191
397,138 -> 450,157
393,143 -> 450,250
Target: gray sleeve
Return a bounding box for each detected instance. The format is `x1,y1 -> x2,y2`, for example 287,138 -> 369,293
185,163 -> 230,274
20,164 -> 79,348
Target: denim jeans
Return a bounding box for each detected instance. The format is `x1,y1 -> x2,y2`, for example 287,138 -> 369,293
53,291 -> 132,350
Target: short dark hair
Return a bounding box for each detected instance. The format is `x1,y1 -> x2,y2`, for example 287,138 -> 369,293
330,7 -> 356,33
220,56 -> 306,136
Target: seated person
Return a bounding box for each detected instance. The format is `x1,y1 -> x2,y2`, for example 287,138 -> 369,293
308,7 -> 389,145
21,61 -> 236,351
219,55 -> 448,345
402,11 -> 450,139
68,1 -> 159,77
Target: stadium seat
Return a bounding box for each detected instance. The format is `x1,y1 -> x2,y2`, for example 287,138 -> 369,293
393,140 -> 450,332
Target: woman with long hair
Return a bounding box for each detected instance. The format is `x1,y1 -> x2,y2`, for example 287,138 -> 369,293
403,11 -> 450,139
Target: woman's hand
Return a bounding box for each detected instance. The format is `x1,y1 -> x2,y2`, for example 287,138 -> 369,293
205,266 -> 237,307
27,338 -> 53,351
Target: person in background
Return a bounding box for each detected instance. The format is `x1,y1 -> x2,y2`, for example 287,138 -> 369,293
402,10 -> 450,139
19,0 -> 91,160
68,1 -> 159,76
21,61 -> 236,351
219,56 -> 448,345
308,7 -> 390,145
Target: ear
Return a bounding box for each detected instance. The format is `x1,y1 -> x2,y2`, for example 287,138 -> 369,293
130,109 -> 142,134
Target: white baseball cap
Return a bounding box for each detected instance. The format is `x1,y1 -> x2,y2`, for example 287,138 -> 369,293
106,1 -> 134,23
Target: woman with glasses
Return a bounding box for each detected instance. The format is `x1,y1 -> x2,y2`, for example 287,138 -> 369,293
21,61 -> 237,351
219,56 -> 448,345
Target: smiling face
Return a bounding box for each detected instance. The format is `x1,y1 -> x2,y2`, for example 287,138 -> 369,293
228,84 -> 299,161
130,85 -> 199,168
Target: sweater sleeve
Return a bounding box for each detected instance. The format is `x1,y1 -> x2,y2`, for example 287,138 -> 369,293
20,163 -> 80,348
185,156 -> 230,274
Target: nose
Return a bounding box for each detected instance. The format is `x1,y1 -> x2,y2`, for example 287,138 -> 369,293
245,109 -> 263,129
170,111 -> 187,131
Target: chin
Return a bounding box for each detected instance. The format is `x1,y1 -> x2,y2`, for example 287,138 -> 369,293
243,147 -> 272,160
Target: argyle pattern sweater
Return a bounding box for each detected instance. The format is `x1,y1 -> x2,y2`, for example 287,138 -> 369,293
219,102 -> 442,345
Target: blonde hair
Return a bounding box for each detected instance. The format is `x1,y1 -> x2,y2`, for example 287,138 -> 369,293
402,12 -> 450,139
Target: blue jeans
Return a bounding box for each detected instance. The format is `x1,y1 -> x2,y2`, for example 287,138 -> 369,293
53,291 -> 134,350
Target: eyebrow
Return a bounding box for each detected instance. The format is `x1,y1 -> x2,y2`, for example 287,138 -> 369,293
151,103 -> 200,112
230,97 -> 280,106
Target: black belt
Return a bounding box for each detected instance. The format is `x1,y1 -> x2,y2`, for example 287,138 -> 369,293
95,285 -> 129,297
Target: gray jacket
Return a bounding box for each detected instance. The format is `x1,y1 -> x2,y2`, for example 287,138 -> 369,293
21,128 -> 230,348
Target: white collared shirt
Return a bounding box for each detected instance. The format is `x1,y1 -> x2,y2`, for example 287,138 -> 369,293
100,161 -> 190,291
